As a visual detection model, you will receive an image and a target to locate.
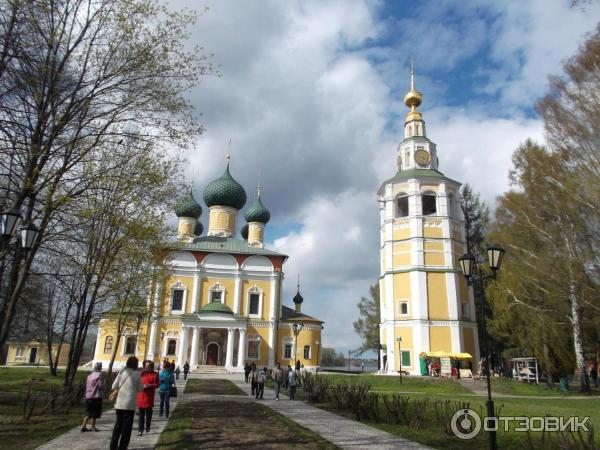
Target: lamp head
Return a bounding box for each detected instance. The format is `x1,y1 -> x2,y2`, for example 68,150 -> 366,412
487,244 -> 505,272
459,253 -> 475,279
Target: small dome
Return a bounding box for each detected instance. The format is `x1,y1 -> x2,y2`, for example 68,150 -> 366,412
175,191 -> 202,218
244,196 -> 271,224
404,89 -> 423,109
194,221 -> 204,236
203,162 -> 247,210
198,302 -> 234,314
241,224 -> 249,240
293,291 -> 304,304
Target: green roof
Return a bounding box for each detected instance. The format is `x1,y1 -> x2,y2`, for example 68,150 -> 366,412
203,163 -> 247,210
377,168 -> 460,195
198,302 -> 234,314
244,196 -> 271,224
180,236 -> 286,258
174,191 -> 202,218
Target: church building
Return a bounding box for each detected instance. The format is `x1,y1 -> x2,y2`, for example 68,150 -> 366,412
94,159 -> 323,371
377,69 -> 480,375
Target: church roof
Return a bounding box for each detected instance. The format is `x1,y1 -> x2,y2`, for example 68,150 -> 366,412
203,162 -> 247,210
174,191 -> 202,218
198,302 -> 234,314
180,235 -> 286,258
281,305 -> 322,323
244,196 -> 271,224
377,168 -> 460,195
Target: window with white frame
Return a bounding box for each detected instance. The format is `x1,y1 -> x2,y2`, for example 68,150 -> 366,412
395,193 -> 409,218
209,283 -> 225,303
397,300 -> 409,316
166,339 -> 177,356
284,343 -> 292,359
303,345 -> 310,359
247,287 -> 262,317
171,289 -> 184,312
15,346 -> 25,357
247,337 -> 260,359
124,336 -> 136,355
103,336 -> 113,354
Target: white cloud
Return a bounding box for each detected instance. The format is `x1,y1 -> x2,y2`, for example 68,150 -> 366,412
168,0 -> 599,352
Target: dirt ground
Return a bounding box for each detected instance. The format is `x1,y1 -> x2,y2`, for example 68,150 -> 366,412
187,400 -> 333,449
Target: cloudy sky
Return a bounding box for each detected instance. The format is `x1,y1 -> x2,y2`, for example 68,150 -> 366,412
173,0 -> 600,353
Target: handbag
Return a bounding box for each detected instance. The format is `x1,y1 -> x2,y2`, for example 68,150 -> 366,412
169,385 -> 178,398
108,371 -> 130,401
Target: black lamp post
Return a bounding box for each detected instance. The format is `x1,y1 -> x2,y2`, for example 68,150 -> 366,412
396,337 -> 403,384
459,244 -> 506,450
292,322 -> 304,369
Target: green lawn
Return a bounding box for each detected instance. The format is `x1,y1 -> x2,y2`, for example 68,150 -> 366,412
491,378 -> 600,397
0,367 -> 112,450
287,373 -> 598,449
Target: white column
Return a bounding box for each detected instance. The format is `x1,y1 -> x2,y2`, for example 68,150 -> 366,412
177,326 -> 188,364
191,274 -> 201,313
147,281 -> 162,360
190,327 -> 200,368
237,329 -> 247,368
269,274 -> 278,319
268,322 -> 276,366
234,275 -> 242,315
225,327 -> 235,369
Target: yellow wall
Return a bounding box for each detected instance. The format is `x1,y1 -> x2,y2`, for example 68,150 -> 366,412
277,325 -> 322,367
6,341 -> 70,366
161,275 -> 195,315
463,327 -> 476,366
392,227 -> 411,241
426,272 -> 449,320
96,319 -> 151,364
423,226 -> 443,238
393,326 -> 414,369
200,277 -> 236,311
429,326 -> 452,352
424,241 -> 445,266
241,280 -> 272,320
393,272 -> 411,299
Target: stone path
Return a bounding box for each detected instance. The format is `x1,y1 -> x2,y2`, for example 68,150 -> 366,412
36,376 -> 187,450
225,375 -> 430,450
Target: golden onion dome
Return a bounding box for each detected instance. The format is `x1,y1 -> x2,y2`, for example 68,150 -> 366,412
404,89 -> 423,109
404,63 -> 423,120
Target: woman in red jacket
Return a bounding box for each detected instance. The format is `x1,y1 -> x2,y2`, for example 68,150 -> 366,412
137,360 -> 159,435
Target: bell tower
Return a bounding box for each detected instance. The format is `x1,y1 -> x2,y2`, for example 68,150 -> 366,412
377,66 -> 480,375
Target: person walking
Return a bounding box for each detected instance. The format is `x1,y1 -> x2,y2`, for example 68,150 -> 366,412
110,356 -> 143,450
272,362 -> 284,400
250,365 -> 258,396
183,361 -> 190,380
82,362 -> 104,432
288,368 -> 297,401
175,366 -> 181,380
159,363 -> 176,418
137,360 -> 159,436
244,362 -> 251,383
256,367 -> 266,399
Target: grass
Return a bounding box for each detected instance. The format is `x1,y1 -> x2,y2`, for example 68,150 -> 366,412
290,373 -> 599,449
0,367 -> 113,450
155,400 -> 195,450
184,378 -> 245,395
491,378 -> 600,397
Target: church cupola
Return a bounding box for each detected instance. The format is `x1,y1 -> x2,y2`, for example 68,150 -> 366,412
403,63 -> 426,139
203,156 -> 247,237
293,275 -> 304,313
175,188 -> 202,240
244,184 -> 270,247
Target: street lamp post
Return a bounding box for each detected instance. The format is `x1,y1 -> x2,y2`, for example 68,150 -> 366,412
315,340 -> 320,377
292,322 -> 304,369
396,337 -> 403,384
459,244 -> 506,450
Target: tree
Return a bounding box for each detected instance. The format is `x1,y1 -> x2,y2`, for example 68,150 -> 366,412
0,0 -> 211,355
353,284 -> 380,360
460,183 -> 489,258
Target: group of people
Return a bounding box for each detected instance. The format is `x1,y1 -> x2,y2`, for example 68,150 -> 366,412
243,360 -> 305,401
82,357 -> 182,450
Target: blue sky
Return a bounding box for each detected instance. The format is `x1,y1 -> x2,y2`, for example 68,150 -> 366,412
172,0 -> 600,353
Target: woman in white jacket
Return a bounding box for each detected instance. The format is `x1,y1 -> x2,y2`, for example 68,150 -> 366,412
110,356 -> 143,450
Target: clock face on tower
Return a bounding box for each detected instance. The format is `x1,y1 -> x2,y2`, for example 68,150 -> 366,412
415,149 -> 430,166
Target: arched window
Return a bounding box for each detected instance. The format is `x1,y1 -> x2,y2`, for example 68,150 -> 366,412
422,192 -> 437,216
103,336 -> 113,354
396,193 -> 409,218
166,339 -> 177,356
124,336 -> 136,355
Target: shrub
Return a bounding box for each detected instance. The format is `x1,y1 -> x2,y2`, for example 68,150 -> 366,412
383,394 -> 410,425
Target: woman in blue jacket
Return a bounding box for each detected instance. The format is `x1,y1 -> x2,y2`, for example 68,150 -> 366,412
158,362 -> 175,417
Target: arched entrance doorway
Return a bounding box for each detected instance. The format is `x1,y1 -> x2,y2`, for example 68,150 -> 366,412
206,342 -> 220,365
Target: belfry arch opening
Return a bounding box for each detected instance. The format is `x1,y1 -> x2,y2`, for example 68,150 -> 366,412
421,191 -> 437,216
395,193 -> 409,218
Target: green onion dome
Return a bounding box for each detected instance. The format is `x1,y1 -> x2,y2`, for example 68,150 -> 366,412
174,190 -> 202,218
244,196 -> 271,224
293,290 -> 304,304
203,162 -> 247,210
199,302 -> 234,314
241,224 -> 249,240
194,221 -> 204,236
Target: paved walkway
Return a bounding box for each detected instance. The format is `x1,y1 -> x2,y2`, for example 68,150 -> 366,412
36,376 -> 187,450
223,374 -> 430,449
